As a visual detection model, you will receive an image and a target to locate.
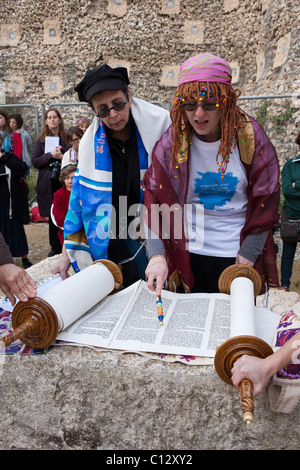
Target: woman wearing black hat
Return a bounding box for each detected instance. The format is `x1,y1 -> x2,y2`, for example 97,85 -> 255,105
54,64 -> 171,288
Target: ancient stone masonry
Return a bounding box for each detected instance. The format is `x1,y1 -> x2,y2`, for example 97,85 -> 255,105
0,0 -> 299,160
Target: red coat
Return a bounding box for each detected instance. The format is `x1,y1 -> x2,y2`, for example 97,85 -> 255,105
51,187 -> 71,246
12,133 -> 23,160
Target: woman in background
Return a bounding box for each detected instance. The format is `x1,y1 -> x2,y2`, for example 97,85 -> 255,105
51,164 -> 77,247
0,133 -> 32,269
9,113 -> 32,175
76,116 -> 91,134
0,108 -> 22,159
279,131 -> 300,291
61,126 -> 83,169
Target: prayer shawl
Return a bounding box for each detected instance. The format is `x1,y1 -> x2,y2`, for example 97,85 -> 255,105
142,114 -> 280,295
64,97 -> 171,272
268,306 -> 300,414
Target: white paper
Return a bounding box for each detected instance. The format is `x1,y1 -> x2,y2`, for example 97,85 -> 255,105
45,136 -> 60,153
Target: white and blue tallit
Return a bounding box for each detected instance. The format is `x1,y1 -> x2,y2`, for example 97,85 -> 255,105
64,97 -> 171,272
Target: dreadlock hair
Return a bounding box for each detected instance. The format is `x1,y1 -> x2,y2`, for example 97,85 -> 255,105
170,81 -> 246,178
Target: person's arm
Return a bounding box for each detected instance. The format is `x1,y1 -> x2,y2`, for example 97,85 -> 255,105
51,190 -> 68,229
25,131 -> 33,154
281,160 -> 300,199
145,254 -> 168,296
0,150 -> 28,177
0,263 -> 37,305
144,226 -> 167,296
0,233 -> 37,305
231,331 -> 300,397
236,231 -> 269,266
52,243 -> 71,280
31,139 -> 52,169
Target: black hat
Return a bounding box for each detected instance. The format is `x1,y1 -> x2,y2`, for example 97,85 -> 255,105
74,64 -> 130,103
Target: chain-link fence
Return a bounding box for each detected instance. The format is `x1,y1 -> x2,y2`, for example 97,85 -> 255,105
1,95 -> 299,203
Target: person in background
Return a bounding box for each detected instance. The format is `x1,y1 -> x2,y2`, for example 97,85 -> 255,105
0,232 -> 37,306
61,126 -> 83,169
9,113 -> 32,175
54,64 -> 171,286
0,133 -> 32,269
143,52 -> 280,296
76,117 -> 91,134
0,108 -> 22,160
31,108 -> 70,257
279,131 -> 300,292
51,164 -> 77,247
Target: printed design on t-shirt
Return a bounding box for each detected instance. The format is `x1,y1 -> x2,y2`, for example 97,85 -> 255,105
194,171 -> 239,210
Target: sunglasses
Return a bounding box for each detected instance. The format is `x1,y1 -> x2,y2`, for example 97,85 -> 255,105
96,101 -> 127,119
180,100 -> 220,112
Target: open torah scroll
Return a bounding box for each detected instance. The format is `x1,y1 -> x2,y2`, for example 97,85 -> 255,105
56,271 -> 279,358
1,261 -> 279,357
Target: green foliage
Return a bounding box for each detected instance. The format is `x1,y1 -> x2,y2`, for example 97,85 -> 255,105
27,167 -> 38,204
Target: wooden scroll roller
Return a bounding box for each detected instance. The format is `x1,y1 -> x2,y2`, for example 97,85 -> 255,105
214,264 -> 273,424
0,259 -> 123,350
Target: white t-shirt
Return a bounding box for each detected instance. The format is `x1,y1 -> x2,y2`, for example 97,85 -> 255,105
186,136 -> 248,257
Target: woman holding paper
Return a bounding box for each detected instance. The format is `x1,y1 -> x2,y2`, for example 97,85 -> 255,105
143,53 -> 280,296
32,108 -> 69,257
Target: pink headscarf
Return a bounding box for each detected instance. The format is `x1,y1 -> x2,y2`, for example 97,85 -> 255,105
178,52 -> 232,87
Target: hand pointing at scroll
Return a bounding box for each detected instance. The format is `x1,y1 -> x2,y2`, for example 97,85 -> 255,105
145,255 -> 168,296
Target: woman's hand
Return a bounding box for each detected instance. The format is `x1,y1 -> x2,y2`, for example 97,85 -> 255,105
231,355 -> 273,397
51,146 -> 63,160
0,263 -> 37,306
145,255 -> 168,296
52,245 -> 71,280
235,254 -> 254,267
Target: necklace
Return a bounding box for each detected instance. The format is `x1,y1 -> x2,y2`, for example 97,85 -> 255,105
113,138 -> 125,155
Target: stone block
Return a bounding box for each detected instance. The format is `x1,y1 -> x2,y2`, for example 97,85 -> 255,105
273,32 -> 291,68
108,0 -> 127,17
160,65 -> 180,87
0,257 -> 299,450
43,18 -> 61,45
183,20 -> 204,45
160,0 -> 180,15
1,23 -> 20,46
224,0 -> 239,13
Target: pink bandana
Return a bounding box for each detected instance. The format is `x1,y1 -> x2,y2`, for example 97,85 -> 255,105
178,53 -> 232,87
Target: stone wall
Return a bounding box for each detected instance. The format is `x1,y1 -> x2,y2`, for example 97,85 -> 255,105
0,0 -> 299,158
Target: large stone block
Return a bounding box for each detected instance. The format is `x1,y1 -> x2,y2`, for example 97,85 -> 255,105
1,345 -> 300,450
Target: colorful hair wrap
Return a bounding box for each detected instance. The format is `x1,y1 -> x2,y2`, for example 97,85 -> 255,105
178,53 -> 232,87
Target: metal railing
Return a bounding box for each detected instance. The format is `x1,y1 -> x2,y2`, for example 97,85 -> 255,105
0,103 -> 40,135
1,94 -> 299,163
